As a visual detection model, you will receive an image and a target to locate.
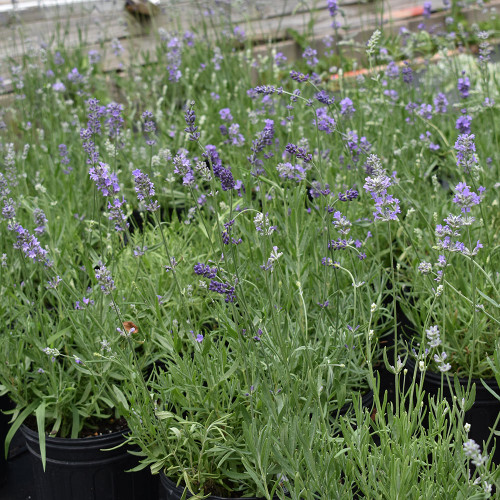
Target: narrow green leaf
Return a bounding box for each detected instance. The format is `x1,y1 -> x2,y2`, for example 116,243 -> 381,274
4,401 -> 38,459
112,384 -> 130,411
71,406 -> 80,439
35,402 -> 47,471
476,288 -> 499,309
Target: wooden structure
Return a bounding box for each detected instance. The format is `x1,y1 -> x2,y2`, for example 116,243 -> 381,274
0,0 -> 497,91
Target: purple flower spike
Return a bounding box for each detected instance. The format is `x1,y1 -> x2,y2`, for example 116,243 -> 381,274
184,102 -> 200,141
453,182 -> 483,213
95,263 -> 115,295
11,223 -> 49,264
132,169 -> 159,211
89,162 -> 120,197
108,197 -> 129,231
455,134 -> 478,173
457,72 -> 470,99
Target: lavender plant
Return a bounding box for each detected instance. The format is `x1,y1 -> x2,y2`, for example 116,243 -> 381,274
0,1 -> 499,496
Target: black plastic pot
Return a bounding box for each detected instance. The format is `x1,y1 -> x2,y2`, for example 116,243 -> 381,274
159,472 -> 285,500
21,424 -> 158,500
0,394 -> 12,486
405,357 -> 500,465
338,389 -> 374,417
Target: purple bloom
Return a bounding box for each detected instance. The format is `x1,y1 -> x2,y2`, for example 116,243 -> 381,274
142,111 -> 157,146
363,173 -> 391,195
82,297 -> 94,307
327,0 -> 340,26
132,169 -> 159,211
327,0 -> 338,16
423,1 -> 432,18
10,223 -> 49,264
184,102 -> 200,141
417,103 -> 433,120
274,52 -> 287,67
402,62 -> 413,84
58,144 -> 71,173
457,72 -> 470,99
453,182 -> 483,213
212,46 -> 223,71
164,257 -> 178,272
219,108 -> 233,122
309,181 -> 330,198
290,71 -> 310,83
33,208 -> 47,234
80,128 -> 98,164
227,123 -> 245,147
433,92 -> 448,113
455,134 -> 478,173
328,238 -> 350,250
253,85 -> 281,96
285,143 -> 312,163
0,173 -> 9,199
314,107 -> 336,133
184,30 -> 195,46
46,276 -> 62,289
95,263 -> 115,295
194,262 -> 218,279
233,26 -> 245,42
111,38 -> 124,56
276,162 -> 306,182
88,50 -> 101,65
166,35 -> 183,82
385,61 -> 399,79
332,211 -> 352,235
338,188 -> 358,201
89,162 -> 120,197
477,31 -> 492,65
344,130 -> 372,166
80,98 -> 105,164
455,112 -> 472,134
303,46 -> 318,67
108,197 -> 129,231
209,280 -> 236,303
54,51 -> 64,65
248,120 -> 275,170
322,257 -> 340,267
85,98 -> 105,136
204,146 -> 235,191
67,68 -> 84,84
134,246 -> 147,257
340,97 -> 355,117
106,102 -> 124,139
314,90 -> 334,105
132,169 -> 155,200
372,194 -> 401,221
363,154 -> 400,222
52,82 -> 66,92
221,219 -> 242,245
2,198 -> 16,221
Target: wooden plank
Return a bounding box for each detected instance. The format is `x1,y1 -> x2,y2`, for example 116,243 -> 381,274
1,0 -> 498,90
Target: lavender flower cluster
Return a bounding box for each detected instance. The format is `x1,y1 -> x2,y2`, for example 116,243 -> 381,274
363,155 -> 400,222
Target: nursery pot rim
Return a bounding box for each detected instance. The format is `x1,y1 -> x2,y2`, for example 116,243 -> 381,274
405,354 -> 500,393
20,422 -> 130,445
159,471 -> 287,500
